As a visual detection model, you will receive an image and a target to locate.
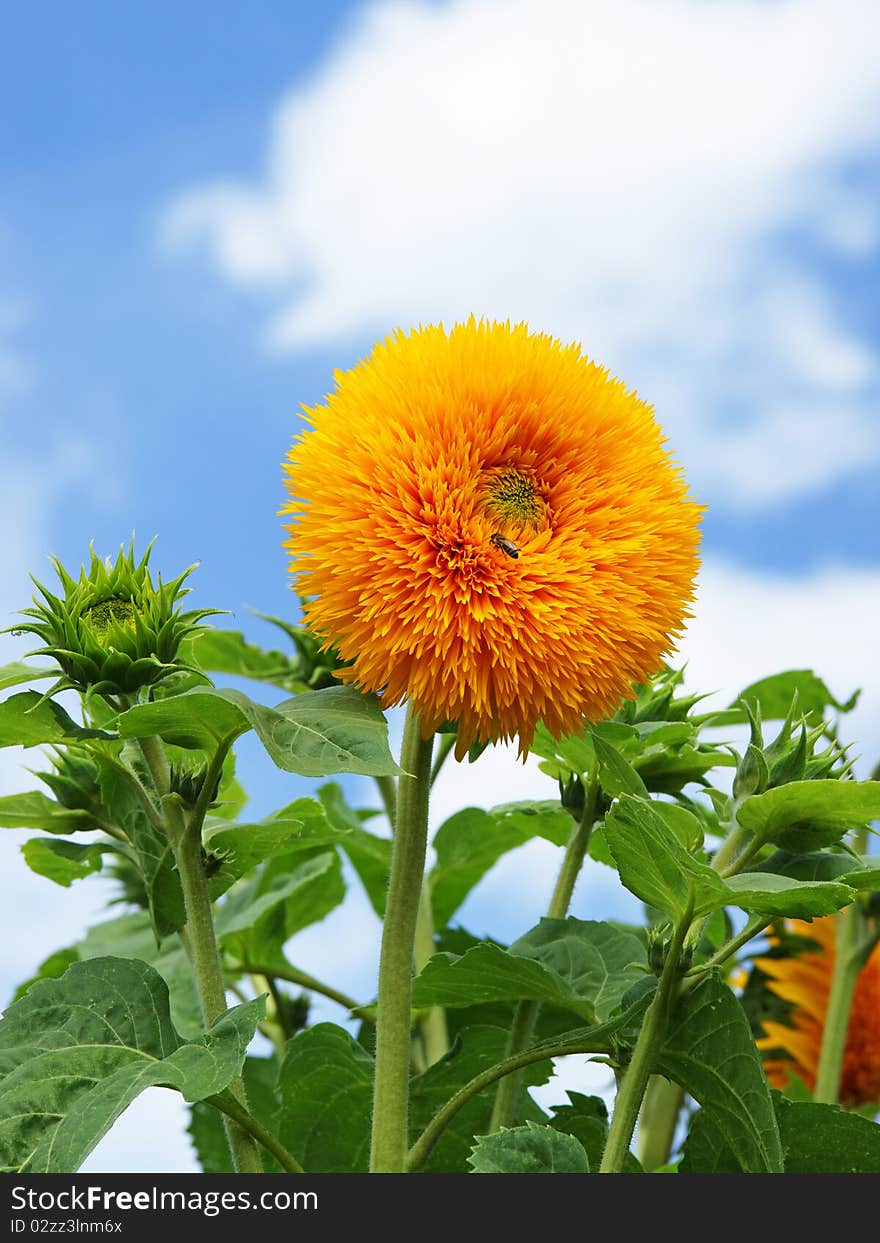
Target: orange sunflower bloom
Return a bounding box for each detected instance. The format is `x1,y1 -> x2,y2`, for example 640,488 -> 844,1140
756,916 -> 880,1108
281,318 -> 701,756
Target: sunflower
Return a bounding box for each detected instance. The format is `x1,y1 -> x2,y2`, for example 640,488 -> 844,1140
281,318 -> 701,756
755,917 -> 880,1108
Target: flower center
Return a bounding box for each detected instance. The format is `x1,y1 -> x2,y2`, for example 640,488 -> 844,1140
480,467 -> 548,538
83,595 -> 137,642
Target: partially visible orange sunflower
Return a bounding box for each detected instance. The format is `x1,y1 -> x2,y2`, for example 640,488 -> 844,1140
281,318 -> 701,756
755,917 -> 880,1108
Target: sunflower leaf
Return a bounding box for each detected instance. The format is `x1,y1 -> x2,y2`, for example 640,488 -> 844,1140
468,1122 -> 590,1173
183,628 -> 301,692
736,780 -> 880,851
682,1091 -> 880,1173
0,662 -> 56,692
0,791 -> 97,835
411,919 -> 648,1023
119,684 -> 399,778
605,795 -> 855,920
20,837 -> 108,887
0,691 -> 114,748
657,973 -> 784,1173
0,957 -> 263,1173
731,670 -> 859,720
429,801 -> 572,929
203,796 -> 349,895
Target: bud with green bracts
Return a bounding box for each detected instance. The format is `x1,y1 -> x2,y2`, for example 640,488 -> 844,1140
8,539 -> 221,699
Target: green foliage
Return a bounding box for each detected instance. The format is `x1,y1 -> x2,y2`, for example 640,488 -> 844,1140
188,1058 -> 284,1173
429,802 -> 572,929
20,836 -> 108,886
0,790 -> 97,834
657,974 -> 784,1173
119,684 -> 399,777
732,670 -> 859,720
0,692 -> 113,748
682,1092 -> 880,1173
0,958 -> 262,1172
412,918 -> 648,1024
8,541 -> 216,698
737,779 -> 880,851
4,553 -> 878,1178
468,1122 -> 591,1173
605,795 -> 854,921
0,661 -> 55,692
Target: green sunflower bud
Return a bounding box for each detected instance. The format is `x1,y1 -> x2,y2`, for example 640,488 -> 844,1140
10,539 -> 219,698
36,750 -> 102,813
558,772 -> 586,819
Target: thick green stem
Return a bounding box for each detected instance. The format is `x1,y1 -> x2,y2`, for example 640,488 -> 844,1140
375,766 -> 448,1068
712,818 -> 753,877
206,1091 -> 305,1174
172,816 -> 263,1173
488,776 -> 598,1133
369,705 -> 434,1172
814,903 -> 862,1104
599,906 -> 692,1173
635,1077 -> 684,1171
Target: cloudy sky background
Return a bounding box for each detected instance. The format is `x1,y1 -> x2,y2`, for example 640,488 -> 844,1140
1,0 -> 878,1170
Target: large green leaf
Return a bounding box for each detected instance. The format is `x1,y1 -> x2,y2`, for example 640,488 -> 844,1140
737,780 -> 880,851
774,1096 -> 880,1173
682,1091 -> 880,1173
20,837 -> 107,887
429,802 -> 573,929
119,685 -> 399,778
0,958 -> 263,1172
468,1122 -> 590,1173
203,797 -> 350,894
217,849 -> 346,973
605,795 -> 854,921
0,662 -> 55,692
76,912 -> 203,1038
184,629 -> 300,691
0,692 -> 113,748
410,1026 -> 552,1172
412,919 -> 648,1024
656,974 -> 784,1173
0,791 -> 96,835
278,1023 -> 374,1172
733,670 -> 858,720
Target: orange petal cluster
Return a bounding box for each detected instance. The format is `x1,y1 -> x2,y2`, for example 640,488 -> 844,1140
281,318 -> 702,755
756,916 -> 880,1108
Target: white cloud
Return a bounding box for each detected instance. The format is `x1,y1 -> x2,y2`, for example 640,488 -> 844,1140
162,0 -> 880,508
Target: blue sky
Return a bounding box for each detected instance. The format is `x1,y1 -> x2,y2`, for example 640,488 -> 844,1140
1,0 -> 879,1171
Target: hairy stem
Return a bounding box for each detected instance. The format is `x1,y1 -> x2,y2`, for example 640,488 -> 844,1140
488,771 -> 598,1132
599,903 -> 692,1174
206,1091 -> 305,1174
369,705 -> 434,1172
171,813 -> 263,1173
234,959 -> 365,1018
376,759 -> 448,1071
406,999 -> 648,1172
